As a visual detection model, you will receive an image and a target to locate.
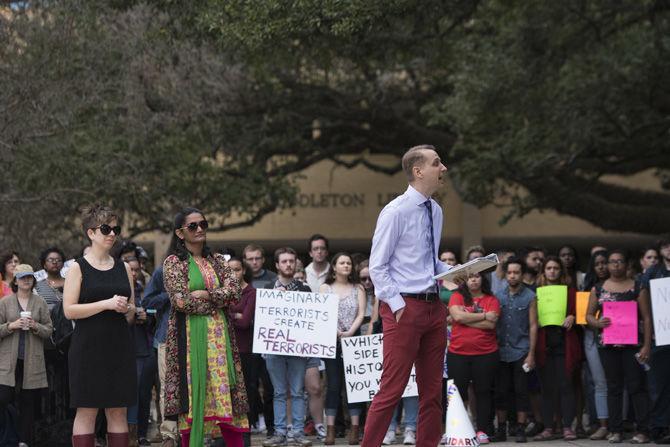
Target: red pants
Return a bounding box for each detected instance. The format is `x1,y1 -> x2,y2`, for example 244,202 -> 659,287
362,298 -> 447,447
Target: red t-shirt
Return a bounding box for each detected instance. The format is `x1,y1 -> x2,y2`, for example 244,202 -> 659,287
448,292 -> 500,356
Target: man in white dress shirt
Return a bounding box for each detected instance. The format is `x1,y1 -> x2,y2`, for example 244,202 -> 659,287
362,145 -> 452,447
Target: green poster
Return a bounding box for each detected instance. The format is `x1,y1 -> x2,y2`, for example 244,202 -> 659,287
537,285 -> 568,327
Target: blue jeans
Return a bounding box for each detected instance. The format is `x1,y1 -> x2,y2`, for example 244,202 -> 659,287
388,396 -> 418,432
584,329 -> 608,419
127,352 -> 157,437
265,355 -> 308,436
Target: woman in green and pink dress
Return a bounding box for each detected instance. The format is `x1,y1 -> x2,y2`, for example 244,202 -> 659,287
163,207 -> 249,447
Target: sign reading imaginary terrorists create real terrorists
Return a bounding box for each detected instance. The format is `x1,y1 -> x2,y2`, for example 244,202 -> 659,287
252,288 -> 339,358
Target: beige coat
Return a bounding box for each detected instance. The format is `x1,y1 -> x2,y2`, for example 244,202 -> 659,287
0,293 -> 53,389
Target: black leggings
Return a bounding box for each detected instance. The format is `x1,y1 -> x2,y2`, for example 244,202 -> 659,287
599,347 -> 650,434
447,351 -> 499,433
539,352 -> 575,429
0,360 -> 41,445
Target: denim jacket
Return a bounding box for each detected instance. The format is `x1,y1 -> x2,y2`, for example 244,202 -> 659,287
496,284 -> 535,362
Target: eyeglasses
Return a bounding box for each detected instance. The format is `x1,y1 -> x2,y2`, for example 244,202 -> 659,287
608,259 -> 626,265
45,258 -> 63,264
182,220 -> 209,232
94,224 -> 121,236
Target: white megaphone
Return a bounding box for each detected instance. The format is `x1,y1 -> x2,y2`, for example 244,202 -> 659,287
442,379 -> 479,446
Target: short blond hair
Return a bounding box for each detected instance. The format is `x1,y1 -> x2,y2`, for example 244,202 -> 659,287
402,144 -> 436,181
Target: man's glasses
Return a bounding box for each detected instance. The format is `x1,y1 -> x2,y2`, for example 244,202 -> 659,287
94,224 -> 121,236
182,220 -> 209,232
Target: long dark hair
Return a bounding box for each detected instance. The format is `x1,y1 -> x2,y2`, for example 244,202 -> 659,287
325,252 -> 357,285
583,249 -> 609,291
0,250 -> 19,279
228,256 -> 253,285
168,207 -> 211,261
457,272 -> 493,307
536,255 -> 570,287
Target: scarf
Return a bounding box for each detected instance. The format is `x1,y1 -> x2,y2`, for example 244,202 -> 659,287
187,255 -> 237,446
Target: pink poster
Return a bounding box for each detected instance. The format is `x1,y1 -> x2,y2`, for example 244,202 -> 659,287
602,301 -> 638,345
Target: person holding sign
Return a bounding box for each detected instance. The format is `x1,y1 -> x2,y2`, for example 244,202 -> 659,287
447,272 -> 500,444
581,250 -> 610,440
586,249 -> 652,444
637,239 -> 670,444
319,253 -> 366,445
532,256 -> 582,441
493,257 -> 537,444
262,247 -> 313,447
162,208 -> 249,447
362,145 -> 452,447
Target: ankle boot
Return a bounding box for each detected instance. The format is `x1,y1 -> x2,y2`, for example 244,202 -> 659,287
72,433 -> 96,447
325,425 -> 336,445
348,425 -> 360,445
128,424 -> 139,447
107,431 -> 130,447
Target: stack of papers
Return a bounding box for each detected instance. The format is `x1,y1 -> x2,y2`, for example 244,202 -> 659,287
433,253 -> 499,282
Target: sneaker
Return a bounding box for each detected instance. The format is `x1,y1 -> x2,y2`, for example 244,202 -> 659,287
515,425 -> 527,443
263,434 -> 287,447
403,429 -> 416,445
304,419 -> 316,436
138,438 -> 151,446
441,433 -> 449,445
476,431 -> 490,444
383,430 -> 396,445
525,421 -> 543,437
291,434 -> 312,446
315,424 -> 327,441
492,426 -> 507,443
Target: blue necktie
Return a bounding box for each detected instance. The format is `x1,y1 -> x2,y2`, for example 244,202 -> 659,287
424,200 -> 436,277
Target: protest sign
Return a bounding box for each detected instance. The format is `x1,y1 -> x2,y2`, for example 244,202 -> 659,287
252,289 -> 339,358
650,277 -> 670,346
443,380 -> 479,447
602,301 -> 638,345
341,334 -> 418,403
537,285 -> 567,327
576,291 -> 590,325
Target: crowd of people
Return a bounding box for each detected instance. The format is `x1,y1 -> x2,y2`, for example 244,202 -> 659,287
0,206 -> 669,447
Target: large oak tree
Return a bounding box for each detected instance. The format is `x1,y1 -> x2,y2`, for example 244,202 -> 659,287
1,0 -> 668,257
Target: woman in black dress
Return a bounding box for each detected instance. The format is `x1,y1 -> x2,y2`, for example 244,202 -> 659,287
63,204 -> 137,447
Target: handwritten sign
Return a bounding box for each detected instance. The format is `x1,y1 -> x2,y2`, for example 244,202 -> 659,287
537,285 -> 567,327
252,289 -> 339,358
650,277 -> 670,346
341,334 -> 418,403
602,301 -> 638,345
576,292 -> 590,325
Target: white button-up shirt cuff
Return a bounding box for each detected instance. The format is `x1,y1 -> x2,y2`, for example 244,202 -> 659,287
386,294 -> 406,313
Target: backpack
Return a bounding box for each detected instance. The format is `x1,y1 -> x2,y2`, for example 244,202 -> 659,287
48,300 -> 74,354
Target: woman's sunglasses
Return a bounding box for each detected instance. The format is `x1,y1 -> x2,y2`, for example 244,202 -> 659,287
94,224 -> 121,236
182,220 -> 209,232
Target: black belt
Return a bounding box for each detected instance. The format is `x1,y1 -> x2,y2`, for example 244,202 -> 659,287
402,292 -> 439,302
